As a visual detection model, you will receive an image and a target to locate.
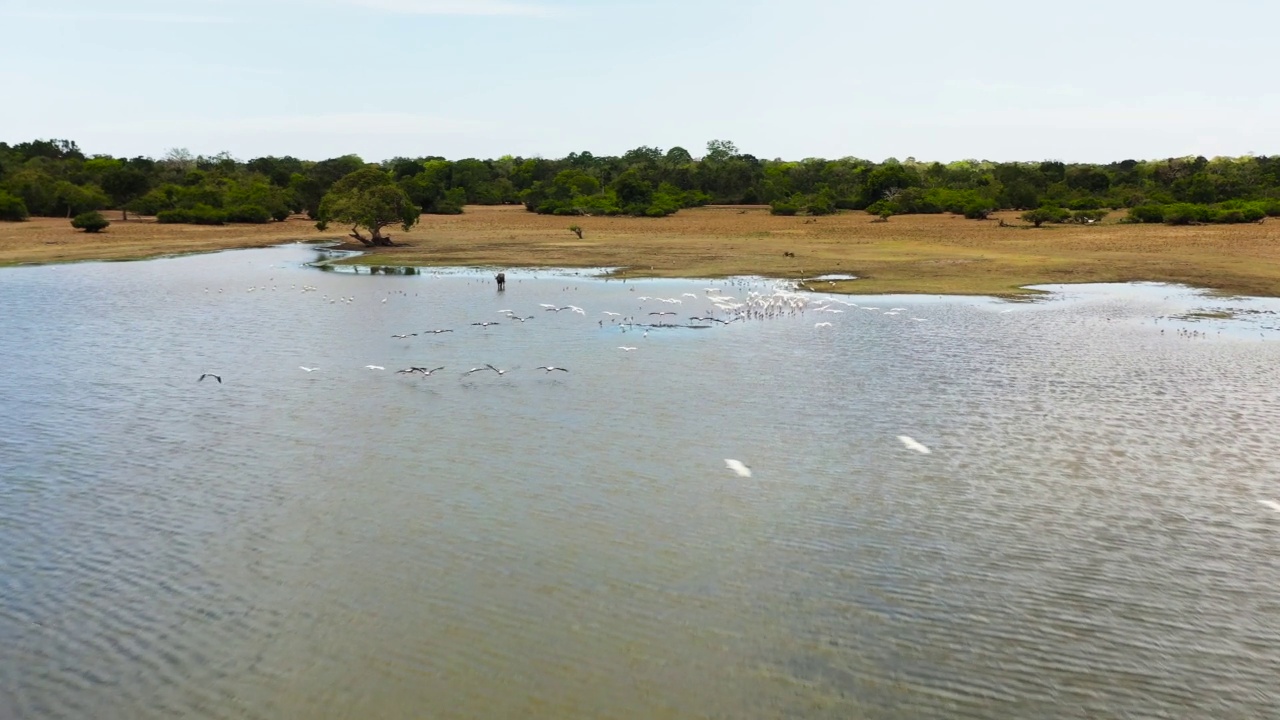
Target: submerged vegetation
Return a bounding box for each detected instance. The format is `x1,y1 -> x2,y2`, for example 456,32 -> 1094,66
2,139 -> 1279,228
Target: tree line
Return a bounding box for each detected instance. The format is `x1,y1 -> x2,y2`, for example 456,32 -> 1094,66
2,138 -> 1279,228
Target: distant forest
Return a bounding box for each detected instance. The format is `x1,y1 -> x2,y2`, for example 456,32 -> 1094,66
2,138 -> 1279,226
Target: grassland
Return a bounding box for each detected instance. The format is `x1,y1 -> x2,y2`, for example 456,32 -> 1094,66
4,206 -> 1280,297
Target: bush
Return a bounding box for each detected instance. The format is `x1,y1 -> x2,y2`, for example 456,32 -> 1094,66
271,207 -> 291,222
1127,205 -> 1164,223
1240,206 -> 1266,223
1263,200 -> 1280,217
0,191 -> 29,221
1069,209 -> 1108,224
225,205 -> 271,223
963,201 -> 993,220
1163,203 -> 1208,225
1214,209 -> 1246,224
157,204 -> 227,225
1021,206 -> 1068,227
70,211 -> 110,232
770,197 -> 801,216
806,193 -> 837,216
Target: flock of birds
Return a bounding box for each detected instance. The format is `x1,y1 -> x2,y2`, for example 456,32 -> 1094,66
197,273 -> 950,473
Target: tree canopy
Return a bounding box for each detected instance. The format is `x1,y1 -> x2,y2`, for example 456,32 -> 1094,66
315,167 -> 419,246
3,137 -> 1280,227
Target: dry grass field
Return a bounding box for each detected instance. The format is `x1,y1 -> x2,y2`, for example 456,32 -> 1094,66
4,205 -> 1279,297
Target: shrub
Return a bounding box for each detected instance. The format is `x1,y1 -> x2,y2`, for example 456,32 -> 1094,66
70,211 -> 110,232
963,201 -> 992,220
271,207 -> 291,222
0,191 -> 29,221
1214,209 -> 1246,224
157,204 -> 227,225
770,197 -> 801,216
1127,205 -> 1164,223
1065,197 -> 1103,210
1069,209 -> 1108,224
225,205 -> 271,223
1263,200 -> 1280,217
1163,203 -> 1207,225
1021,206 -> 1068,227
1240,206 -> 1266,223
806,193 -> 837,216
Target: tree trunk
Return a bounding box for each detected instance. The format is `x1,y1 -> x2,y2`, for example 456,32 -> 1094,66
121,208 -> 128,221
348,226 -> 375,247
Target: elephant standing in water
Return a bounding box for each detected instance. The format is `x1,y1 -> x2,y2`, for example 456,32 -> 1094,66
495,272 -> 506,291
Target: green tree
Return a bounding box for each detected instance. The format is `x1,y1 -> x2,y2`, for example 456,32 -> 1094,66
101,165 -> 150,220
71,211 -> 110,232
316,167 -> 420,246
0,191 -> 30,221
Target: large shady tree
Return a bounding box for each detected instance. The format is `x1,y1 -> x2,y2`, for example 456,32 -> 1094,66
315,167 -> 420,246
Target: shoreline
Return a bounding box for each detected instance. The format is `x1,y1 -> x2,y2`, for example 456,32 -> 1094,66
3,206 -> 1280,298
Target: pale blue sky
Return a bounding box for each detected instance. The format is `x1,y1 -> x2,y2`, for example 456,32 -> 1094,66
3,0 -> 1277,162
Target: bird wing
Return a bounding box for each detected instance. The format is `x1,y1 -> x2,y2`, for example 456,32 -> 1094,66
724,459 -> 752,477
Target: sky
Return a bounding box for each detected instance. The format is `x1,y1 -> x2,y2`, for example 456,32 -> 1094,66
2,0 -> 1278,163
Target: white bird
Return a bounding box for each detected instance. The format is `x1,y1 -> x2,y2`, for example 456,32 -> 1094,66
539,303 -> 558,308
391,333 -> 417,339
197,373 -> 222,383
365,365 -> 385,370
815,322 -> 833,328
417,366 -> 446,376
1259,499 -> 1280,513
617,346 -> 637,351
424,329 -> 453,334
462,367 -> 489,375
682,293 -> 698,299
497,309 -> 513,314
724,459 -> 752,478
602,311 -> 621,316
485,364 -> 511,376
536,366 -> 569,373
472,321 -> 500,327
299,367 -> 319,372
897,436 -> 931,454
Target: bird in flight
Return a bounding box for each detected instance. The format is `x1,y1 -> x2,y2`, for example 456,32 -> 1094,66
423,329 -> 453,334
724,459 -> 752,478
416,366 -> 446,376
815,322 -> 833,328
485,364 -> 511,376
649,311 -> 677,317
535,366 -> 568,373
471,321 -> 500,327
617,346 -> 637,351
463,367 -> 490,376
602,311 -> 621,317
539,303 -> 558,309
897,436 -> 931,454
198,373 -> 222,383
365,365 -> 385,370
391,334 -> 417,339
299,366 -> 319,372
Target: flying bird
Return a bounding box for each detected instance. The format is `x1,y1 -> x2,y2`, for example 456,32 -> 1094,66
471,321 -> 500,327
897,436 -> 931,454
197,373 -> 222,383
299,367 -> 319,372
1259,499 -> 1280,513
815,322 -> 833,328
391,334 -> 417,339
416,366 -> 446,376
618,346 -> 637,351
485,364 -> 511,376
463,367 -> 489,375
724,459 -> 752,478
535,366 -> 568,372
602,311 -> 621,316
424,329 -> 453,334
365,365 -> 385,370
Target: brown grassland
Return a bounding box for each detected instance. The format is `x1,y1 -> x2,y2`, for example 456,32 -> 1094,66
3,205 -> 1279,297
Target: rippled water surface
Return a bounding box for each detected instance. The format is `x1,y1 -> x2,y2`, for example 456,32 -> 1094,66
3,246 -> 1280,719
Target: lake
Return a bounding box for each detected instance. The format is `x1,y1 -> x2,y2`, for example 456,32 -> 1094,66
2,244 -> 1279,719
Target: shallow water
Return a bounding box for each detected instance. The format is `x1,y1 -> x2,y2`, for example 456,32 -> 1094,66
2,246 -> 1280,719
